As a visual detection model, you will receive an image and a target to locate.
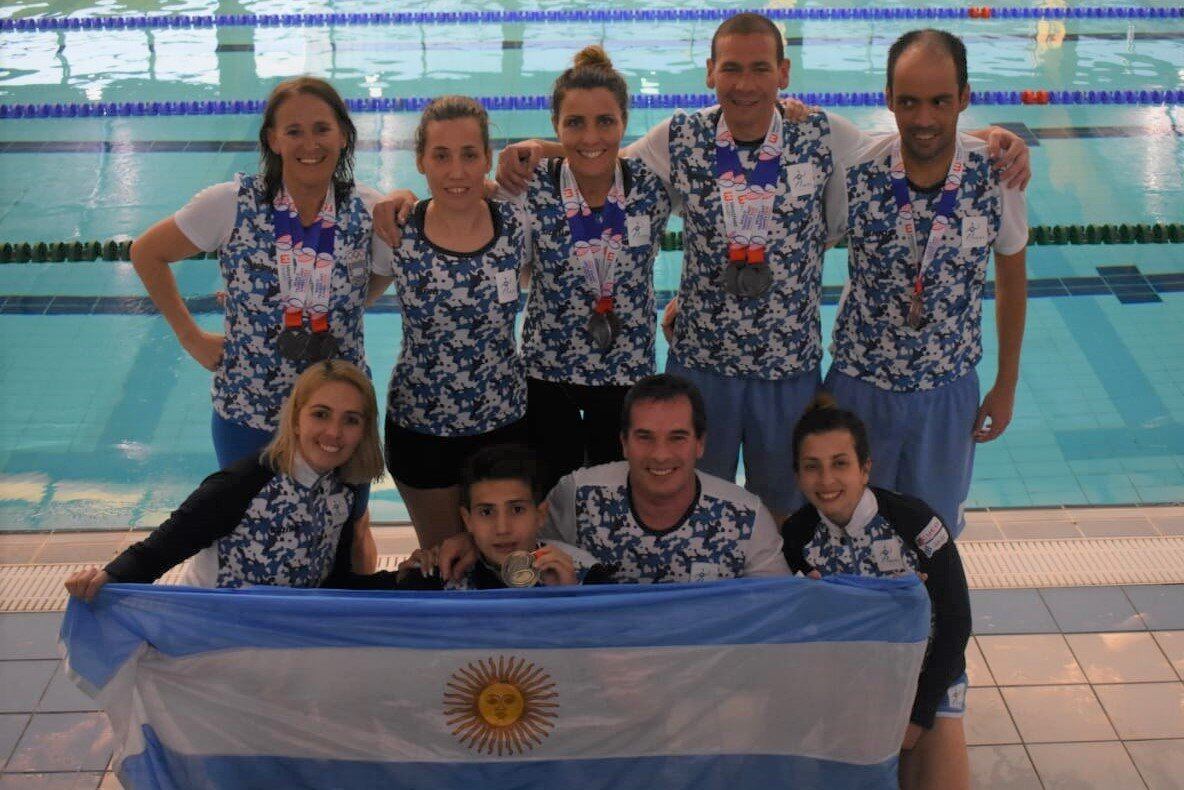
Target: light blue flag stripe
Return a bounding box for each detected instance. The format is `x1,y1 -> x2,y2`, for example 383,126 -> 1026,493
122,724 -> 899,790
62,575 -> 930,690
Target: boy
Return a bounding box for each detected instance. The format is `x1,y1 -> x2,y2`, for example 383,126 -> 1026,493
344,445 -> 611,590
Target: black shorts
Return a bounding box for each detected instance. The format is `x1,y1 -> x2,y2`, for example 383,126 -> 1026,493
384,414 -> 530,489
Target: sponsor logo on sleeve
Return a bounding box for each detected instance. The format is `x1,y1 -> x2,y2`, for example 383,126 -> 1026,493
915,517 -> 949,557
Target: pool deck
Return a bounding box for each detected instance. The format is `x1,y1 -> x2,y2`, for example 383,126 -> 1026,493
1,510 -> 1183,788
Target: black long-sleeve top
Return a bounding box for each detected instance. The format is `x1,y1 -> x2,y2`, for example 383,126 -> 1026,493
781,487 -> 972,729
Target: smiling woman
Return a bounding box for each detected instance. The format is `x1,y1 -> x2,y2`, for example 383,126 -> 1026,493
369,95 -> 531,549
63,359 -> 386,600
121,75 -> 397,571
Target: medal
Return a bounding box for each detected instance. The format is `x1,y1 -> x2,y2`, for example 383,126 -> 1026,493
723,260 -> 774,298
560,161 -> 627,351
500,551 -> 539,588
586,296 -> 620,352
907,291 -> 925,329
889,139 -> 965,331
715,110 -> 782,298
273,184 -> 338,355
304,331 -> 339,362
276,326 -> 311,361
586,310 -> 620,352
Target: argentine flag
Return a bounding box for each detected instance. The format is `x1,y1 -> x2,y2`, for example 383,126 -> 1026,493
62,576 -> 930,789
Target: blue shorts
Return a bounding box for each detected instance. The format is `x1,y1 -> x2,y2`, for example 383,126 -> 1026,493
936,672 -> 969,718
665,360 -> 820,518
825,370 -> 978,538
211,412 -> 371,513
211,412 -> 274,469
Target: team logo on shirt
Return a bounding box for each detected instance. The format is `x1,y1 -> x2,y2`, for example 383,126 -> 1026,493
443,656 -> 558,755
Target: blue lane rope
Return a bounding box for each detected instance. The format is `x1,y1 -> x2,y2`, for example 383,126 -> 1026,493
1,6 -> 1181,32
2,89 -> 1182,119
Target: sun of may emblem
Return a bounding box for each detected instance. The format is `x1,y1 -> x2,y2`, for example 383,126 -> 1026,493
443,656 -> 558,755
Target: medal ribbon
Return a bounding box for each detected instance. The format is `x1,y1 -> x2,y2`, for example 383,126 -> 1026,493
559,161 -> 626,314
273,184 -> 338,333
714,110 -> 783,265
889,139 -> 965,309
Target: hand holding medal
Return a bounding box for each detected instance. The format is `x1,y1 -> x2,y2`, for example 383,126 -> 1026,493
500,550 -> 540,587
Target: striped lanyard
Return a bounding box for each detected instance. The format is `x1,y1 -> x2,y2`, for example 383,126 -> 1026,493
714,110 -> 783,265
888,138 -> 965,303
273,184 -> 337,333
560,161 -> 626,314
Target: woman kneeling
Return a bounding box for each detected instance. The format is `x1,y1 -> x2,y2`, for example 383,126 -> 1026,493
782,395 -> 972,790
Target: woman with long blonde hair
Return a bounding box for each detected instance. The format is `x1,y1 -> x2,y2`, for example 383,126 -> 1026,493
66,361 -> 385,598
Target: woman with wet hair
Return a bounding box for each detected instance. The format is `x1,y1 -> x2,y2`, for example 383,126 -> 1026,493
129,76 -> 391,570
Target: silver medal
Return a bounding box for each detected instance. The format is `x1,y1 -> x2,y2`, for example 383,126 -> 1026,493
500,551 -> 539,588
907,292 -> 925,329
586,311 -> 620,353
723,260 -> 773,298
277,327 -> 311,361
304,331 -> 339,363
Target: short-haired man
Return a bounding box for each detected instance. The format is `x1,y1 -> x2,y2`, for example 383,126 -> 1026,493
498,13 -> 1028,524
826,29 -> 1028,540
542,374 -> 790,582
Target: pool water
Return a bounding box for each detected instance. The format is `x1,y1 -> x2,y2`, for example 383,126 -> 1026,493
1,1 -> 1182,528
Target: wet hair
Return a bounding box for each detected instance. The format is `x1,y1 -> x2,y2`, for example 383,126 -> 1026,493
550,45 -> 630,129
258,76 -> 357,208
459,445 -> 546,508
263,359 -> 385,485
791,393 -> 872,472
413,95 -> 491,160
620,374 -> 708,439
710,12 -> 786,63
886,29 -> 969,94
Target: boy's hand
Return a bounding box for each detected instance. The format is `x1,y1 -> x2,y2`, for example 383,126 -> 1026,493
533,545 -> 577,586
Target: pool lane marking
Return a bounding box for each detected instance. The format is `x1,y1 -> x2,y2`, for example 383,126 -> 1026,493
2,269 -> 1180,316
0,122 -> 1179,155
208,31 -> 1184,54
4,6 -> 1180,32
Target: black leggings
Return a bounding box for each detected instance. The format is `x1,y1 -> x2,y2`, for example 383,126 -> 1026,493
526,377 -> 630,495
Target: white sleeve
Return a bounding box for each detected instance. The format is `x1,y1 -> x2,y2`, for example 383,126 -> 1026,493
821,112 -> 872,243
622,118 -> 673,188
357,185 -> 397,277
994,184 -> 1028,256
173,181 -> 238,252
541,539 -> 599,573
541,473 -> 578,544
496,179 -> 537,270
743,505 -> 791,577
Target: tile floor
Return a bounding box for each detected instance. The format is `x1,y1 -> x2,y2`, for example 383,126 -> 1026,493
1,524 -> 1183,787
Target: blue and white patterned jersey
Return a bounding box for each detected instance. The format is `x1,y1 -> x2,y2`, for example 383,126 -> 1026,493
657,108 -> 853,380
377,200 -> 528,437
175,173 -> 380,431
515,158 -> 672,386
801,489 -> 920,579
542,461 -> 789,583
831,133 -> 1028,392
206,458 -> 354,588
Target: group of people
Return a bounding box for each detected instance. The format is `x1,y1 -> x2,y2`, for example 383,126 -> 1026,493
63,14 -> 1033,789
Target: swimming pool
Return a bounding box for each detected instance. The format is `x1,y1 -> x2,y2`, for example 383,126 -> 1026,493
1,1 -> 1182,529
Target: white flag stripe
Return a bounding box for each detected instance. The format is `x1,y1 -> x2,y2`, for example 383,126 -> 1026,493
104,641 -> 924,768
